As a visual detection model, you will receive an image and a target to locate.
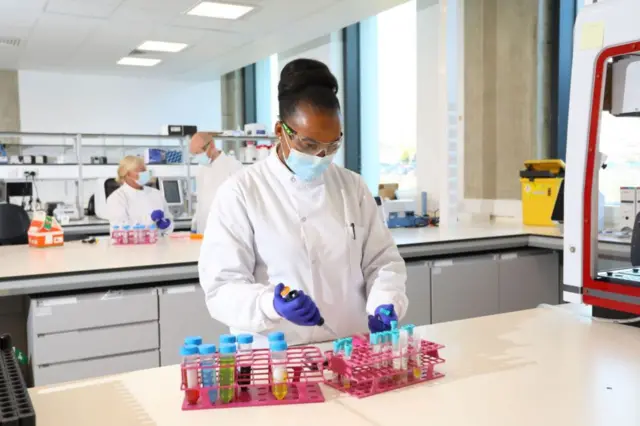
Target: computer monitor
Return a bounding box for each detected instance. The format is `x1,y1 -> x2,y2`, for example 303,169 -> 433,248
158,178 -> 185,217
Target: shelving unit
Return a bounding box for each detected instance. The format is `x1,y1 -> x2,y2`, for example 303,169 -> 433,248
0,131 -> 277,220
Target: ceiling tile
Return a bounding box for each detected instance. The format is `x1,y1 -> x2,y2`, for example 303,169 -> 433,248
45,0 -> 124,19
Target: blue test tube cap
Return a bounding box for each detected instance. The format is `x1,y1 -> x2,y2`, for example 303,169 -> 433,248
333,340 -> 341,353
390,320 -> 398,331
392,331 -> 400,345
268,331 -> 285,342
180,344 -> 198,356
270,340 -> 288,352
184,336 -> 202,346
219,344 -> 236,354
219,334 -> 237,344
402,324 -> 415,336
344,343 -> 353,358
238,334 -> 254,344
198,344 -> 216,355
370,333 -> 380,345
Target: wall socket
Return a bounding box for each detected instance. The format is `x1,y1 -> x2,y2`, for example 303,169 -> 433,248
23,170 -> 37,178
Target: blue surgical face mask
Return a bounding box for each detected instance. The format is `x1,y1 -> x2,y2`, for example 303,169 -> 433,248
284,143 -> 335,181
136,170 -> 151,186
195,153 -> 211,165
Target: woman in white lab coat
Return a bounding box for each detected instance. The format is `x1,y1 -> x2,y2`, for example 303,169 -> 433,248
107,155 -> 173,232
199,59 -> 407,345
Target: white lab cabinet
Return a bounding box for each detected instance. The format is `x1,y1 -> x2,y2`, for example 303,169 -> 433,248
158,284 -> 229,366
498,250 -> 560,313
403,261 -> 431,326
28,288 -> 160,386
431,255 -> 500,323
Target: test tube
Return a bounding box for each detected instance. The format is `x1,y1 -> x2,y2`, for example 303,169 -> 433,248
180,344 -> 200,405
400,329 -> 409,371
390,320 -> 398,331
121,222 -> 130,244
219,344 -> 236,404
198,344 -> 217,405
270,340 -> 289,400
343,343 -> 353,389
371,333 -> 381,369
392,331 -> 401,371
148,222 -> 158,244
403,324 -> 421,379
382,332 -> 392,369
237,334 -> 253,391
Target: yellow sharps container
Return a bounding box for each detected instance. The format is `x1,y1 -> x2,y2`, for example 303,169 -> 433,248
519,159 -> 565,226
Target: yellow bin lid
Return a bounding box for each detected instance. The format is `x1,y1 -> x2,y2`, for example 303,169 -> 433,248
520,159 -> 565,179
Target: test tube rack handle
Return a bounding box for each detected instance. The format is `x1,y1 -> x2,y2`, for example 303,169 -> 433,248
180,345 -> 326,410
0,334 -> 36,426
324,337 -> 446,398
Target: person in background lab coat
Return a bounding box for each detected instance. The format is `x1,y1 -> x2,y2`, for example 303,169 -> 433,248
199,58 -> 407,346
189,133 -> 243,235
107,155 -> 173,232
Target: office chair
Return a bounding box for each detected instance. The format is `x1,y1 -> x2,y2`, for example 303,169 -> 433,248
0,203 -> 30,246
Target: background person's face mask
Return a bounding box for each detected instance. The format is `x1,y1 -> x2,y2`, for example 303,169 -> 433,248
136,170 -> 151,186
284,137 -> 335,181
195,153 -> 211,165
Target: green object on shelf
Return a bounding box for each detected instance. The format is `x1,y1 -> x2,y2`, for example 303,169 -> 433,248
13,347 -> 27,365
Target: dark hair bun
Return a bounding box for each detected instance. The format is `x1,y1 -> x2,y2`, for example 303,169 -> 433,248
278,58 -> 338,100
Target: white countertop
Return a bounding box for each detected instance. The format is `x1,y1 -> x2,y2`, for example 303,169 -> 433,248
28,305 -> 640,426
0,223 -> 536,280
0,222 -> 630,282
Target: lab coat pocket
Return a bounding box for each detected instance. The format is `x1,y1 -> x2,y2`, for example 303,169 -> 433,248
347,224 -> 366,283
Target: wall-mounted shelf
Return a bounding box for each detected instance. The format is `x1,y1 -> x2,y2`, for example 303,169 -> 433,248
0,131 -> 277,219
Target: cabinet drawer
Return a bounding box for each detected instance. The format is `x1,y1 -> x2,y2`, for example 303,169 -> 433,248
158,284 -> 229,366
30,288 -> 158,334
431,255 -> 499,323
33,350 -> 159,386
34,322 -> 159,365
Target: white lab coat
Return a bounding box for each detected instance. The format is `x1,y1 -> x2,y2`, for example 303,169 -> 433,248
199,150 -> 408,346
194,152 -> 243,234
107,183 -> 174,231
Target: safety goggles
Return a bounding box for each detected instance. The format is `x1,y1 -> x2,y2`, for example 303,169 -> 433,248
281,121 -> 343,156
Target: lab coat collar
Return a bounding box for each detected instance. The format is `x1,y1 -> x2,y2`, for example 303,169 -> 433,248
266,146 -> 326,189
122,182 -> 147,193
202,151 -> 227,167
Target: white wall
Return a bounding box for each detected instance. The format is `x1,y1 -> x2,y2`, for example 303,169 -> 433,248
277,33 -> 346,167
15,71 -> 222,207
19,71 -> 222,134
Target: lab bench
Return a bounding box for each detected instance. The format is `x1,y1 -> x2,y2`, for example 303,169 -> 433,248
26,305 -> 640,426
0,223 -> 632,386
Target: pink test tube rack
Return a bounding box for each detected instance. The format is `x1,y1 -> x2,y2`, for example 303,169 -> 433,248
324,334 -> 445,398
180,346 -> 326,410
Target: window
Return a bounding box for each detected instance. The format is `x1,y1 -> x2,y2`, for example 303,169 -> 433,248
360,1 -> 417,194
255,53 -> 279,132
598,112 -> 640,204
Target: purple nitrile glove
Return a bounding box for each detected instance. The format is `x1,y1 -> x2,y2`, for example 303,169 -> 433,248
368,304 -> 398,333
273,283 -> 321,327
157,218 -> 172,230
150,210 -> 164,223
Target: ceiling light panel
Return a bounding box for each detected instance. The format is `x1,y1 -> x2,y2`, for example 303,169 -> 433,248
117,57 -> 161,67
186,2 -> 254,20
137,40 -> 188,52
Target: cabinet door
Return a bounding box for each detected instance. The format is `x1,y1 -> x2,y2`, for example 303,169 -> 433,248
158,284 -> 229,366
498,250 -> 560,313
431,255 -> 499,324
403,261 -> 431,326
